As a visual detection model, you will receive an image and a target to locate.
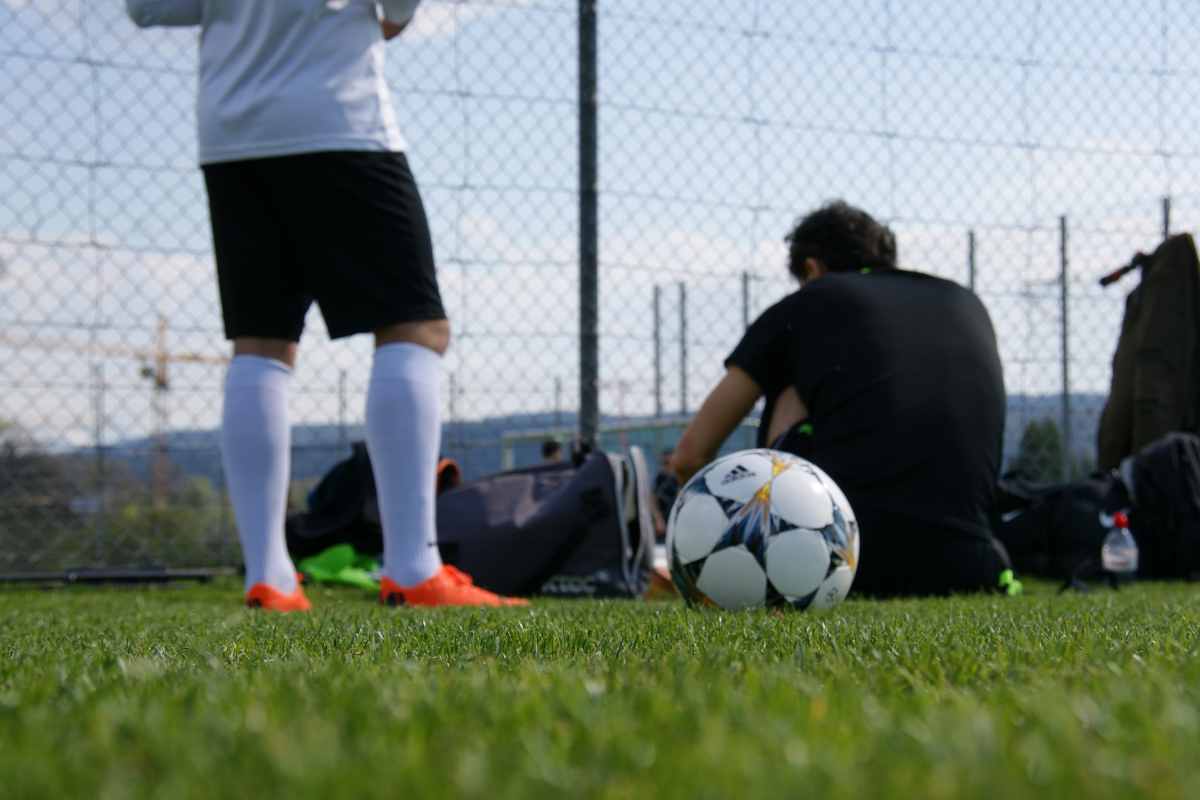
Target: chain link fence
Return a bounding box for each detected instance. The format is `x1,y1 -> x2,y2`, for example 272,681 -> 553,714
2,0 -> 1199,575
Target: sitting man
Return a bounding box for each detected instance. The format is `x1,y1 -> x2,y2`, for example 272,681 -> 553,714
671,201 -> 1014,597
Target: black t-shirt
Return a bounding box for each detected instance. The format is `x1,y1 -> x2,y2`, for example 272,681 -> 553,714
726,269 -> 1005,542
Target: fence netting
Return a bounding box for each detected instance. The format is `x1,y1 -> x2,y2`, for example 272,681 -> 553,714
2,0 -> 1199,574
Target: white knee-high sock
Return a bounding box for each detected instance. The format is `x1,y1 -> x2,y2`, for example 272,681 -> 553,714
366,342 -> 443,587
222,355 -> 297,593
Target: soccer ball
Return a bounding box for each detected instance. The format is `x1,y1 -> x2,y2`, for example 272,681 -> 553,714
667,449 -> 859,610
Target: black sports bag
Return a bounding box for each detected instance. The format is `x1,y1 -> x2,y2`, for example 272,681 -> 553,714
993,432 -> 1200,583
285,443 -> 650,598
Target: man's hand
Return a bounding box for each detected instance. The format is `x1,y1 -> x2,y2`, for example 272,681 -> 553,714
381,19 -> 409,40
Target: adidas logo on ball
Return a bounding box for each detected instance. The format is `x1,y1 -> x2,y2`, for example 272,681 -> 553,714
720,465 -> 755,485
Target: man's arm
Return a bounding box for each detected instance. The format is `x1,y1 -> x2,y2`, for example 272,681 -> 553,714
125,0 -> 202,27
672,366 -> 763,483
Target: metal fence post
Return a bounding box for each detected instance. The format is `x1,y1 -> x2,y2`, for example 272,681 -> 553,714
578,0 -> 600,447
92,362 -> 106,563
967,229 -> 976,292
679,281 -> 688,416
653,285 -> 662,418
742,271 -> 751,329
1163,195 -> 1172,241
555,376 -> 563,428
1059,215 -> 1072,478
337,369 -> 347,449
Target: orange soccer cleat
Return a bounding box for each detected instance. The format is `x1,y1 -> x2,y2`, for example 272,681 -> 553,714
245,576 -> 312,613
379,565 -> 529,607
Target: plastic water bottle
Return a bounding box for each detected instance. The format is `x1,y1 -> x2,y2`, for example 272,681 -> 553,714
1101,511 -> 1139,576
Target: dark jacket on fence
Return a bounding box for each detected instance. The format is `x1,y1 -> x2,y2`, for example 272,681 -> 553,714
1098,233 -> 1200,469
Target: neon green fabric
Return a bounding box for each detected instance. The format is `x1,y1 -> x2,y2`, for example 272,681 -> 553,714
998,569 -> 1024,596
297,544 -> 380,591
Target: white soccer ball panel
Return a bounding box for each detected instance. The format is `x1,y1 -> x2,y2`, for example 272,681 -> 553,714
810,565 -> 855,610
769,467 -> 834,530
670,492 -> 732,564
703,452 -> 776,504
765,528 -> 830,598
696,547 -> 766,609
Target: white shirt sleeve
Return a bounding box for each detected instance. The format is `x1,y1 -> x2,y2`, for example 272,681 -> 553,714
126,0 -> 203,27
379,0 -> 421,26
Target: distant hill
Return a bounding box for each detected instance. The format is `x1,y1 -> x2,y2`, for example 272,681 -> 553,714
94,411 -> 593,489
93,393 -> 1110,491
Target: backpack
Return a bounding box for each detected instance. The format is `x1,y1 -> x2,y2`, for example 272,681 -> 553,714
285,444 -> 651,598
993,432 -> 1200,585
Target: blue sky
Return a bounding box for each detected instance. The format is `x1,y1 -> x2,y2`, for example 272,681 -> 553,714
2,0 -> 1199,462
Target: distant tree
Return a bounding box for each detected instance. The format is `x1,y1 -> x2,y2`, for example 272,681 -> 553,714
0,420 -> 81,572
0,422 -> 240,571
1070,453 -> 1097,480
0,420 -> 64,501
1013,419 -> 1064,483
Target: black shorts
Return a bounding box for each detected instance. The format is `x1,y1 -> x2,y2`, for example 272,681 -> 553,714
203,151 -> 445,341
770,423 -> 1012,597
850,517 -> 1013,598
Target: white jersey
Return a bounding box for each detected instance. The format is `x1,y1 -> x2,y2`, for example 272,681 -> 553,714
126,0 -> 421,164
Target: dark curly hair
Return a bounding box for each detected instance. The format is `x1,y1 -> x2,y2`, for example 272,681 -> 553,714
784,200 -> 897,280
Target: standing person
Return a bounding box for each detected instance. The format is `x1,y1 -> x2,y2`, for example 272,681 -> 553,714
126,0 -> 525,611
671,201 -> 1015,597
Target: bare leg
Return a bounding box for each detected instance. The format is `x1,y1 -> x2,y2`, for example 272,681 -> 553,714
374,318 -> 450,354
233,337 -> 298,367
765,386 -> 810,446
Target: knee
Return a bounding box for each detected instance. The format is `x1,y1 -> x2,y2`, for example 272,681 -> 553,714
232,338 -> 298,368
376,319 -> 451,355
423,319 -> 451,355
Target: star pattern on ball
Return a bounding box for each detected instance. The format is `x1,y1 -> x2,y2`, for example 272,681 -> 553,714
709,453 -> 793,569
823,506 -> 858,570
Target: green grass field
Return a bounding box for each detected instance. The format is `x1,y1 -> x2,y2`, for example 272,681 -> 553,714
2,580 -> 1199,799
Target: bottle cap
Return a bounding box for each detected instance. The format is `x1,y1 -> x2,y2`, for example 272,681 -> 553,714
1113,511 -> 1130,529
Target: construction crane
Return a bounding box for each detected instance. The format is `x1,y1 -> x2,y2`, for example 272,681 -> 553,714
0,315 -> 228,504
